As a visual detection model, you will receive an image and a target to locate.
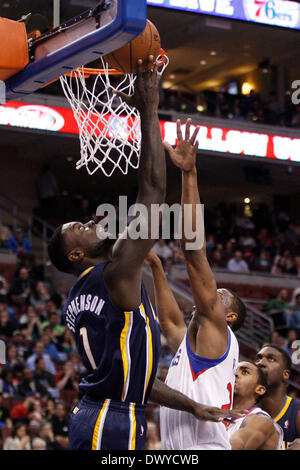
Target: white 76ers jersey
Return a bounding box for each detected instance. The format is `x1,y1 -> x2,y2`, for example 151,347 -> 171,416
227,407 -> 284,450
160,326 -> 239,450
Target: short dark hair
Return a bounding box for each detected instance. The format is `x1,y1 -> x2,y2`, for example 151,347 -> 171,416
261,343 -> 292,371
48,225 -> 73,274
243,360 -> 269,404
227,289 -> 247,332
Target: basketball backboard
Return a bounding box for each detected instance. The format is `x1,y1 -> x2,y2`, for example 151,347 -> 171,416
2,0 -> 147,102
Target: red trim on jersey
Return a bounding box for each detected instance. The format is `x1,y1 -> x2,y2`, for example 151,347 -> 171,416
230,406 -> 259,422
189,361 -> 208,381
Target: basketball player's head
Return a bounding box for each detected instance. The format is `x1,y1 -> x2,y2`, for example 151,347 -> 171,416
48,220 -> 115,275
217,288 -> 246,332
234,360 -> 269,405
255,344 -> 292,388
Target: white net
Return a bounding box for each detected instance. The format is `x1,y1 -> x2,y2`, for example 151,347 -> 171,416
60,55 -> 168,177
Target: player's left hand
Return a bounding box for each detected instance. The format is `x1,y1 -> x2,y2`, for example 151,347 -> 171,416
192,404 -> 247,423
164,118 -> 200,173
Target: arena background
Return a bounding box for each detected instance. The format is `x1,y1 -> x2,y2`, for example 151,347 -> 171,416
0,0 -> 300,450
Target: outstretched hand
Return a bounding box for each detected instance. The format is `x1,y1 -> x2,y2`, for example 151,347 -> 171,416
193,404 -> 247,424
113,56 -> 160,114
164,118 -> 200,173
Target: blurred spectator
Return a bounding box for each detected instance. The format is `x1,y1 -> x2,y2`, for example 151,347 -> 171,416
32,437 -> 47,450
43,299 -> 60,318
7,228 -> 32,255
0,274 -> 9,296
1,368 -> 18,397
44,398 -> 56,421
255,250 -> 271,272
285,329 -> 299,355
6,344 -> 24,372
51,280 -> 69,310
0,295 -> 19,324
239,229 -> 256,248
60,329 -> 76,356
39,421 -> 63,450
27,398 -> 44,428
50,402 -> 69,449
17,368 -> 50,398
41,312 -> 65,338
210,249 -> 224,268
235,210 -> 255,230
29,281 -> 50,309
40,333 -> 61,363
34,357 -> 56,394
290,294 -> 300,329
55,361 -> 79,393
11,330 -> 28,359
226,250 -> 249,273
21,306 -> 43,341
0,219 -> 12,248
0,310 -> 18,337
153,239 -> 173,263
0,392 -> 12,428
288,255 -> 300,277
264,288 -> 292,313
3,422 -> 31,450
25,342 -> 56,376
10,396 -> 35,423
9,266 -> 32,310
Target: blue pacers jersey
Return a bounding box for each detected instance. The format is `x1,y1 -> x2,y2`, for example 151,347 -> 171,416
275,396 -> 300,449
62,262 -> 161,405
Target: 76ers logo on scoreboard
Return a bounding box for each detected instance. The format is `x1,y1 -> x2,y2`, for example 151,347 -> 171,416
243,0 -> 300,28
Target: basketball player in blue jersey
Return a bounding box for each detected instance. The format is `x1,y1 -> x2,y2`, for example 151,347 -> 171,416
255,344 -> 300,450
47,58 -> 242,451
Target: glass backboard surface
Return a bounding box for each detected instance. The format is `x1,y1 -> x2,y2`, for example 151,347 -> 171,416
2,0 -> 147,102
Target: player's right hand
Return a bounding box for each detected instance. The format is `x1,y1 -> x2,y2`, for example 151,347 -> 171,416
193,404 -> 247,423
113,56 -> 160,113
144,248 -> 161,266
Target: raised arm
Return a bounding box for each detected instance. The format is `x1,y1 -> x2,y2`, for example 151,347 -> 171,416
230,414 -> 275,450
104,57 -> 166,310
164,119 -> 228,358
145,249 -> 186,355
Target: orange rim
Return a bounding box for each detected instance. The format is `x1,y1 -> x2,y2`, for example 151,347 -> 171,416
43,48 -> 168,87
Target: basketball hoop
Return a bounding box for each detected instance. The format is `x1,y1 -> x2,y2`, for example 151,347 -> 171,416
60,51 -> 169,177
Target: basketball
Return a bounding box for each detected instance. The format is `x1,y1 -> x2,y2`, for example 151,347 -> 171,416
103,19 -> 161,74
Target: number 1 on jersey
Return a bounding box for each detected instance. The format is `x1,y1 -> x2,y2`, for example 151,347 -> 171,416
80,327 -> 97,370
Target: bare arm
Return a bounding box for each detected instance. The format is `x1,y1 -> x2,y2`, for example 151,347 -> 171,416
164,119 -> 228,358
230,414 -> 275,450
145,249 -> 186,355
150,378 -> 245,423
104,57 -> 166,311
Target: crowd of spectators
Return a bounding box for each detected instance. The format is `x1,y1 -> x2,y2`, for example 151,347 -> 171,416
160,88 -> 300,129
0,196 -> 300,450
0,252 -> 82,450
152,202 -> 300,279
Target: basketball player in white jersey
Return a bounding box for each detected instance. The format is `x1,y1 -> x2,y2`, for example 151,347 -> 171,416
146,119 -> 247,450
227,361 -> 283,450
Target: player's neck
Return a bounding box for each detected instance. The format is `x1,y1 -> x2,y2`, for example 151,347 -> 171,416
260,385 -> 288,419
233,396 -> 256,411
74,255 -> 111,277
